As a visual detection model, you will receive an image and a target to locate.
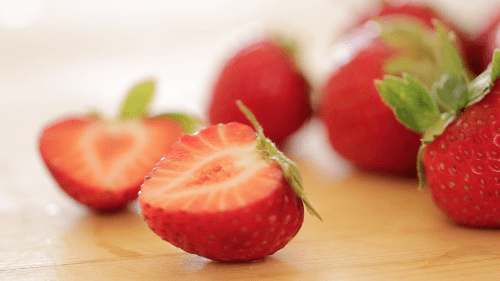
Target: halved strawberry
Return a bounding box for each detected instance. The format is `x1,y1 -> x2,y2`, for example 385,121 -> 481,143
39,80 -> 200,212
139,101 -> 320,262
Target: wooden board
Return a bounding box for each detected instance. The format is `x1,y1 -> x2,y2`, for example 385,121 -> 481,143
3,156 -> 500,280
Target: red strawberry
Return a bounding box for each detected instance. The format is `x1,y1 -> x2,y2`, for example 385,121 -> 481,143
39,80 -> 200,212
351,0 -> 475,68
423,84 -> 500,227
376,22 -> 500,227
319,37 -> 422,174
207,36 -> 312,146
353,0 -> 465,31
470,6 -> 500,74
139,101 -> 320,262
319,13 -> 455,174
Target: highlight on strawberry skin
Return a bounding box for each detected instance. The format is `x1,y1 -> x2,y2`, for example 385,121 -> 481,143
138,101 -> 320,262
39,79 -> 202,212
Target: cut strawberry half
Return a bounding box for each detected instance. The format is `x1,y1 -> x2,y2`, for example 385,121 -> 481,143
139,101 -> 320,261
39,79 -> 202,212
140,123 -> 285,212
40,116 -> 183,211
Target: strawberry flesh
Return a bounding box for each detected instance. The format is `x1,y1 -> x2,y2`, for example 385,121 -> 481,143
139,122 -> 305,261
39,116 -> 183,212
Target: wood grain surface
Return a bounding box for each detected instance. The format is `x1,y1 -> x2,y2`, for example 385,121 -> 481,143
2,155 -> 500,281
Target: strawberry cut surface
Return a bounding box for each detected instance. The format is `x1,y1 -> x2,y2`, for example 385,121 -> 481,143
138,122 -> 305,261
40,116 -> 183,211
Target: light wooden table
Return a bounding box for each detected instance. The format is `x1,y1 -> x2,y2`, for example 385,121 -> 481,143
2,154 -> 500,280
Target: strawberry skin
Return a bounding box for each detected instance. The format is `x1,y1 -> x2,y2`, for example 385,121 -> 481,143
319,39 -> 422,174
207,38 -> 312,146
423,84 -> 500,227
139,122 -> 305,261
39,116 -> 183,212
472,9 -> 500,74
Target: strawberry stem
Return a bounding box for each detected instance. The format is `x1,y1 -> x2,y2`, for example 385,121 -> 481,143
236,100 -> 322,221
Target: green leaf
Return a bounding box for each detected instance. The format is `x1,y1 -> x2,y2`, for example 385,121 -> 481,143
378,16 -> 435,57
491,49 -> 500,83
154,113 -> 206,134
422,112 -> 455,144
433,20 -> 466,78
434,73 -> 469,112
466,50 -> 500,105
236,100 -> 322,221
375,74 -> 440,132
119,79 -> 155,119
468,65 -> 493,103
378,16 -> 441,88
384,57 -> 438,88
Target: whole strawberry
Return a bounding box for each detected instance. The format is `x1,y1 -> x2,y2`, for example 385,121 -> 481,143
39,80 -> 200,212
207,36 -> 312,146
319,13 -> 458,174
376,22 -> 500,227
469,6 -> 500,74
139,101 -> 320,262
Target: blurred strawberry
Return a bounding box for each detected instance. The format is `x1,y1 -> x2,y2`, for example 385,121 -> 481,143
207,36 -> 312,146
352,0 -> 477,74
470,5 -> 500,74
376,22 -> 500,227
39,80 -> 201,212
319,10 -> 469,175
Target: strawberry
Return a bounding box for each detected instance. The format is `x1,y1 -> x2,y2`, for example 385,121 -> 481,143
39,80 -> 201,212
319,12 -> 463,174
351,0 -> 475,62
352,0 -> 467,32
139,101 -> 320,262
376,21 -> 500,227
207,36 -> 312,146
469,7 -> 500,75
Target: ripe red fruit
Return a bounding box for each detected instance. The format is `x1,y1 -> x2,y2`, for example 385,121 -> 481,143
139,101 -> 320,262
423,84 -> 500,227
39,80 -> 199,212
319,1 -> 474,175
376,22 -> 500,227
320,38 -> 422,174
207,37 -> 312,146
352,0 -> 474,64
470,7 -> 500,74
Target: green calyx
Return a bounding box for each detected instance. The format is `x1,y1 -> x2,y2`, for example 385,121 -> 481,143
236,100 -> 322,221
118,79 -> 203,133
378,17 -> 470,90
375,19 -> 500,188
